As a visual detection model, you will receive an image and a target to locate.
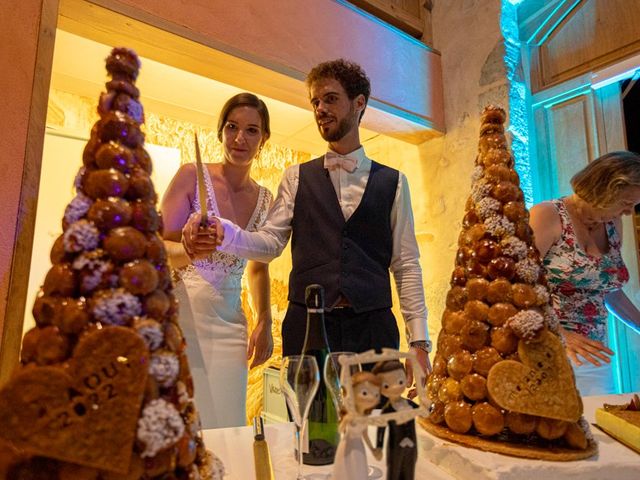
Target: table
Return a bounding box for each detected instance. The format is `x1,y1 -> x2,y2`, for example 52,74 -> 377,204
203,394 -> 640,479
203,422 -> 454,479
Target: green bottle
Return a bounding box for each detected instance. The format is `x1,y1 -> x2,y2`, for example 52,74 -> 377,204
302,284 -> 338,465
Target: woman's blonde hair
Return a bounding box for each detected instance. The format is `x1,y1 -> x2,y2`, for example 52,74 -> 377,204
571,150 -> 640,208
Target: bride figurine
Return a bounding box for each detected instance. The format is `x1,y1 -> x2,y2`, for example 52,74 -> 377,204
332,371 -> 381,480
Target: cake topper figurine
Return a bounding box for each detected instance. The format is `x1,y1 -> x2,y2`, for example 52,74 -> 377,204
332,371 -> 381,480
331,349 -> 429,480
373,360 -> 419,480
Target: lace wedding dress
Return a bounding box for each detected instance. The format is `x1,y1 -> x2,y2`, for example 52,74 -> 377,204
175,165 -> 272,428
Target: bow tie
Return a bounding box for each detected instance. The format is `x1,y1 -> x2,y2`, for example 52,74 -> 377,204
324,152 -> 357,173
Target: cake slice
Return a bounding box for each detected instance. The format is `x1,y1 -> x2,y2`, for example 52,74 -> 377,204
595,394 -> 640,453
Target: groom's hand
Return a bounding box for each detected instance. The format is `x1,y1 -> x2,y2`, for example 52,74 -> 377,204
181,214 -> 223,260
406,346 -> 431,399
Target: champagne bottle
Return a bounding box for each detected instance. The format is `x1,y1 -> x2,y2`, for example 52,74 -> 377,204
301,284 -> 339,465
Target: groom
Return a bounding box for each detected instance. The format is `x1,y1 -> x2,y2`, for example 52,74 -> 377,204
183,59 -> 432,382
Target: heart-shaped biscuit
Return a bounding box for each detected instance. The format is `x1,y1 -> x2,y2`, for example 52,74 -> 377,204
487,330 -> 582,422
0,327 -> 148,473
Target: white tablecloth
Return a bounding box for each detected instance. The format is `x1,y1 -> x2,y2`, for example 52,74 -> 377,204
202,394 -> 640,480
203,421 -> 454,479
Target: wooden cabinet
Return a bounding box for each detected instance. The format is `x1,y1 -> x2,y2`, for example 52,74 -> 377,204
347,0 -> 428,39
528,0 -> 640,92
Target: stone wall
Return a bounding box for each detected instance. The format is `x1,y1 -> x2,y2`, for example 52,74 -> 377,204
416,0 -> 508,343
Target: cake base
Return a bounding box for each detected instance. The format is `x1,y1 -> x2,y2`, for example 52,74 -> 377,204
418,414 -> 640,480
418,417 -> 597,461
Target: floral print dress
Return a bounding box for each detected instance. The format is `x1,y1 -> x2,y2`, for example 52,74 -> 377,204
544,199 -> 629,343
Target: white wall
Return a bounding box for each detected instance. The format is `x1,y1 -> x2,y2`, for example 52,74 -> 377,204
23,132 -> 180,335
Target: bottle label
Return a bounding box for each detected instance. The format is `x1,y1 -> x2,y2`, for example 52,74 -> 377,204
306,308 -> 324,314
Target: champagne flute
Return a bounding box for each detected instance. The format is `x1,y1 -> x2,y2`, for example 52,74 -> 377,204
280,355 -> 320,480
323,352 -> 360,417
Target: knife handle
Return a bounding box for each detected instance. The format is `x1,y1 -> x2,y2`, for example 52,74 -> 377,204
253,416 -> 265,441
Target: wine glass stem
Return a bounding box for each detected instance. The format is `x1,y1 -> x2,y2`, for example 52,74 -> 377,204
295,423 -> 304,479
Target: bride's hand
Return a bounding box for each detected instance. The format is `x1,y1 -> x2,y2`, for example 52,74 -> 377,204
181,213 -> 220,260
247,317 -> 273,368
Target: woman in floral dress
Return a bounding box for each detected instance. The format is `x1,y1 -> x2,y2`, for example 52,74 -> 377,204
530,151 -> 640,395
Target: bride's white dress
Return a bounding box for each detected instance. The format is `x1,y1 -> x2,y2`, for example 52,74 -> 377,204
332,421 -> 369,480
175,165 -> 271,429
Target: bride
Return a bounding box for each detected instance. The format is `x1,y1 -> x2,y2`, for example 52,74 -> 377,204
161,93 -> 274,428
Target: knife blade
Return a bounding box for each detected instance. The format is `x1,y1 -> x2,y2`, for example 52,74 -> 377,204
194,133 -> 209,227
253,416 -> 275,480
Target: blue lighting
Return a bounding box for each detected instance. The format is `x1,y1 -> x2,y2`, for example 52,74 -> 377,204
525,0 -> 581,45
500,0 -> 533,207
500,0 -> 637,394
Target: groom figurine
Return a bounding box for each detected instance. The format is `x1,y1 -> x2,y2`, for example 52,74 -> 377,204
373,360 -> 418,480
183,59 -> 432,382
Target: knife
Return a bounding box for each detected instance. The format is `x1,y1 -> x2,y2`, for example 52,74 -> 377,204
253,416 -> 275,480
194,133 -> 209,227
